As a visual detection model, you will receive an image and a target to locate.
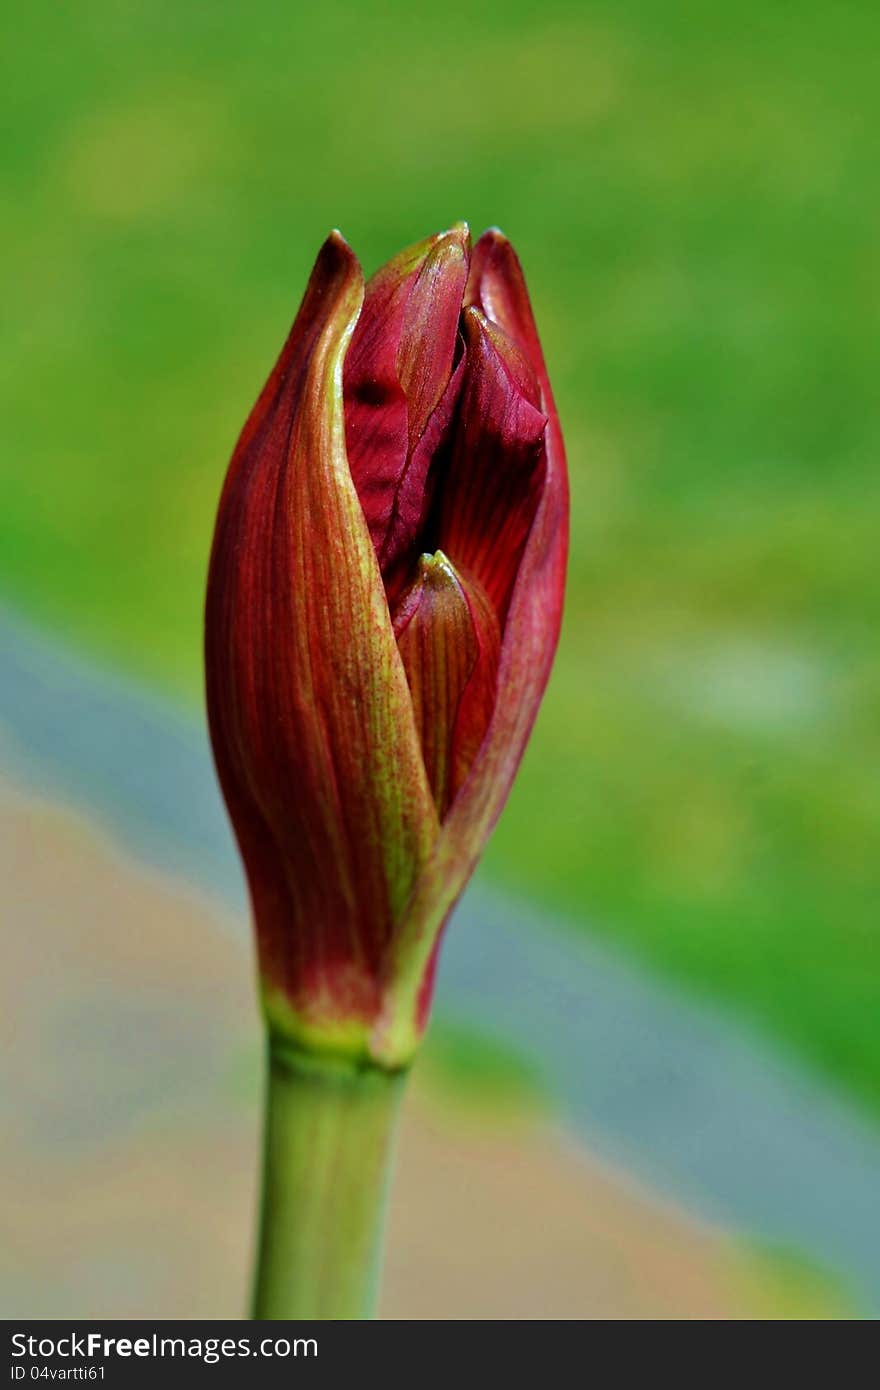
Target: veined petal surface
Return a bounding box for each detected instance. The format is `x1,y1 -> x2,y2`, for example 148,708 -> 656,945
393,551 -> 500,818
435,306 -> 547,621
205,234 -> 438,1056
375,231 -> 568,1060
343,227 -> 469,580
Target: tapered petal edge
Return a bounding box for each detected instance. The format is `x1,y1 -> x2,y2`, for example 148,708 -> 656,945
372,231 -> 569,1063
206,233 -> 439,1062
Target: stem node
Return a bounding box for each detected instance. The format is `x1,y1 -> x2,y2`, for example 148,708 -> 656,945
251,1036 -> 406,1319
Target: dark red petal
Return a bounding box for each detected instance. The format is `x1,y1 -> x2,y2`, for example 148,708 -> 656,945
397,230 -> 469,447
205,233 -> 438,1052
393,552 -> 500,817
373,230 -> 568,1051
450,570 -> 502,801
380,346 -> 467,606
343,227 -> 469,577
435,306 -> 547,622
465,228 -> 551,393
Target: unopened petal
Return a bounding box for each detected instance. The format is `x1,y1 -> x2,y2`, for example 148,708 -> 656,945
393,551 -> 500,818
343,226 -> 469,578
205,233 -> 438,1057
374,231 -> 568,1063
435,306 -> 547,622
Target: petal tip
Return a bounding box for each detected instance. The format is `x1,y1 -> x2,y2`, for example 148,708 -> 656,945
418,548 -> 458,588
461,301 -> 489,334
460,304 -> 543,412
447,220 -> 471,249
429,222 -> 470,268
316,228 -> 362,285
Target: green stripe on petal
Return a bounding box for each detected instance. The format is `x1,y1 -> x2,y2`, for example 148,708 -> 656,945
206,234 -> 439,1058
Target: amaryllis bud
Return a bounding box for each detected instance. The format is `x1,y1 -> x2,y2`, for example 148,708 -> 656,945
205,225 -> 568,1067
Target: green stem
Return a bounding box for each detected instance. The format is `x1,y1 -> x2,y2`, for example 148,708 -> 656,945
251,1035 -> 407,1320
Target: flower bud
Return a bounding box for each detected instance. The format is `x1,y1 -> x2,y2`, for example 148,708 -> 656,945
205,225 -> 568,1066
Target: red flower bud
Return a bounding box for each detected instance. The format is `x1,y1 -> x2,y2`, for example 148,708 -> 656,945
205,226 -> 568,1066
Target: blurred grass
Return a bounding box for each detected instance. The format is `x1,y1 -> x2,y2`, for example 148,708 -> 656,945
734,1241 -> 860,1321
1,3 -> 878,1108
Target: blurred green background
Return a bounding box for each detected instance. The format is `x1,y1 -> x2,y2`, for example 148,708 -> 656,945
2,1 -> 878,1112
